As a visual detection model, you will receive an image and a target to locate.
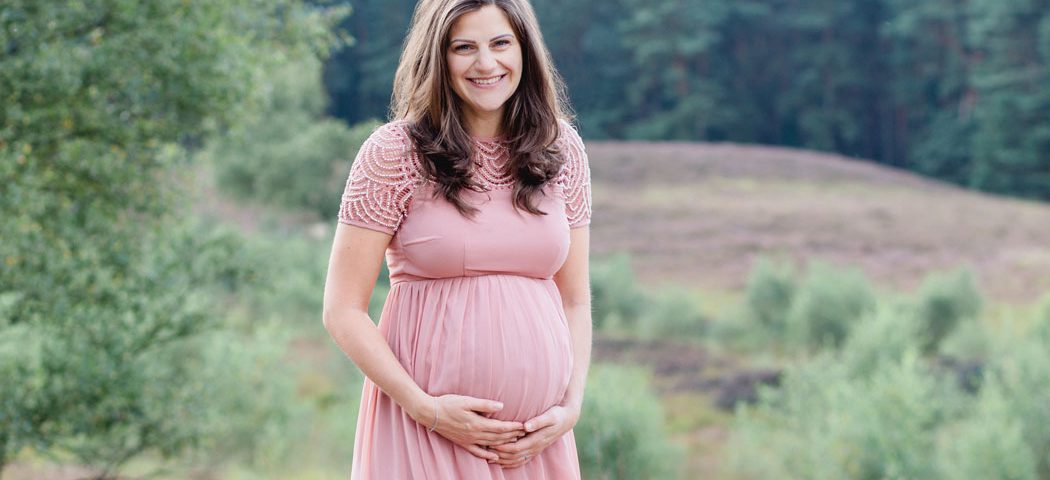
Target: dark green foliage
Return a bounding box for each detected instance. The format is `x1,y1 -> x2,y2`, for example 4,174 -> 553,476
966,0 -> 1050,197
323,0 -> 419,124
575,365 -> 682,480
913,268 -> 982,355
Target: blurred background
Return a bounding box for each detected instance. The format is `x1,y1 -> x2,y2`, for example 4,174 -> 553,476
3,0 -> 1050,478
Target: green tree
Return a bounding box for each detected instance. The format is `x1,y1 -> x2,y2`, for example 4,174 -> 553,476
323,0 -> 417,124
0,0 -> 345,475
617,0 -> 735,140
881,0 -> 977,178
204,56 -> 380,219
966,0 -> 1050,197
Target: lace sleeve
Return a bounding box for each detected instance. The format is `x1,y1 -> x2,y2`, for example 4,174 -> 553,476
557,120 -> 592,228
337,122 -> 419,235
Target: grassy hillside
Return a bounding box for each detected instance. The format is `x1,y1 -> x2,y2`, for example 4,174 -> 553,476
588,140 -> 1050,302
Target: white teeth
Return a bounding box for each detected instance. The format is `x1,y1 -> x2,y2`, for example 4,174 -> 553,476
471,75 -> 503,85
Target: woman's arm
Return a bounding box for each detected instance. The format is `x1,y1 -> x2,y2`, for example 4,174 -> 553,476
553,226 -> 593,414
491,226 -> 592,468
322,223 -> 525,460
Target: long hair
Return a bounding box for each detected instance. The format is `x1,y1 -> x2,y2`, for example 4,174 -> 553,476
391,0 -> 572,217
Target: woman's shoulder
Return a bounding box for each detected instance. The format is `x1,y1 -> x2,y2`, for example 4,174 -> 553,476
356,120 -> 424,170
556,118 -> 584,148
362,119 -> 416,153
554,118 -> 587,175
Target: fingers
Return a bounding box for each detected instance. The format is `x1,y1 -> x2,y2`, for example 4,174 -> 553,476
524,412 -> 557,433
477,416 -> 525,434
465,443 -> 500,462
491,449 -> 533,468
491,434 -> 539,455
474,429 -> 526,446
464,396 -> 505,414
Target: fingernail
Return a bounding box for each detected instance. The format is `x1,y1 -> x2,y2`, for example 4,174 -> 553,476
524,423 -> 532,430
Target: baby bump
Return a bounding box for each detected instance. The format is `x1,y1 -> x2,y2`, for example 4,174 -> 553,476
379,275 -> 574,422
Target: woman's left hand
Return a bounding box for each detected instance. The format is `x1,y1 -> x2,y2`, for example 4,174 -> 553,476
487,404 -> 580,468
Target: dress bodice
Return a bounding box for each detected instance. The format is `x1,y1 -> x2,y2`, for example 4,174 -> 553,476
338,120 -> 591,284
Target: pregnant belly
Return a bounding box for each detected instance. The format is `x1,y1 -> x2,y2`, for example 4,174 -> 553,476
380,275 -> 574,422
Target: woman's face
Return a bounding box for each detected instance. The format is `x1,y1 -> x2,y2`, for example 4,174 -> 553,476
446,5 -> 523,132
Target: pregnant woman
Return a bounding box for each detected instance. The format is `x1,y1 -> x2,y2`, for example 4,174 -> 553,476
321,0 -> 593,478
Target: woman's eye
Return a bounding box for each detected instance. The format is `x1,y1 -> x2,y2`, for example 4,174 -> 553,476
453,44 -> 473,52
493,39 -> 511,48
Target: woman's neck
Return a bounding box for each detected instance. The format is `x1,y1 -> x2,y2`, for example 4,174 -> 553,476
463,109 -> 503,139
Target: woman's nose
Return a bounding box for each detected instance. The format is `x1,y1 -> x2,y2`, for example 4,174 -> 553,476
474,48 -> 498,72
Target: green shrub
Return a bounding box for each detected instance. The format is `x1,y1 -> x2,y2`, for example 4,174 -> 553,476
937,315 -> 991,362
914,268 -> 982,355
841,302 -> 920,378
730,352 -> 947,480
937,376 -> 1037,480
991,333 -> 1050,478
590,253 -> 647,330
576,364 -> 682,479
637,286 -> 707,340
786,262 -> 876,350
744,257 -> 797,335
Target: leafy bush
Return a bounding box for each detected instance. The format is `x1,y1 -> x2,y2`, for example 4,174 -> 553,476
576,364 -> 682,480
590,253 -> 648,330
637,286 -> 707,340
841,302 -> 921,378
937,315 -> 992,362
914,269 -> 982,355
744,257 -> 797,335
731,352 -> 948,480
991,331 -> 1050,478
730,299 -> 1050,480
786,262 -> 876,350
937,376 -> 1037,480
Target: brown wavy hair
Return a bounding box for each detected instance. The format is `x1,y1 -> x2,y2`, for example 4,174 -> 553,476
391,0 -> 572,217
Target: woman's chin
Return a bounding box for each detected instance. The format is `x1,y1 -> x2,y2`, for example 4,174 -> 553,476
464,99 -> 511,117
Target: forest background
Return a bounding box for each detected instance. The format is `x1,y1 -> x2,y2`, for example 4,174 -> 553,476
3,0 -> 1050,479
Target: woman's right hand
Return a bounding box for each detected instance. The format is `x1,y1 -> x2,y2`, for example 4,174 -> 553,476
415,394 -> 527,462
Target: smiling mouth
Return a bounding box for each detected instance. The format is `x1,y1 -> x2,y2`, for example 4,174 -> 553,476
469,74 -> 506,86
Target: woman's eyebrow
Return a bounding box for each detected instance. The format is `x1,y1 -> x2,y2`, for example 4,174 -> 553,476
450,33 -> 515,44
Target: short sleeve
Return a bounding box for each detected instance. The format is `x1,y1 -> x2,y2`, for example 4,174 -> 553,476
556,120 -> 592,228
337,122 -> 420,235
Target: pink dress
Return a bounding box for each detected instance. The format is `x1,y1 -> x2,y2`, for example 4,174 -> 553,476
337,119 -> 591,479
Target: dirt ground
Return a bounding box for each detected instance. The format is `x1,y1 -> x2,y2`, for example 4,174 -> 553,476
586,140 -> 1050,303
